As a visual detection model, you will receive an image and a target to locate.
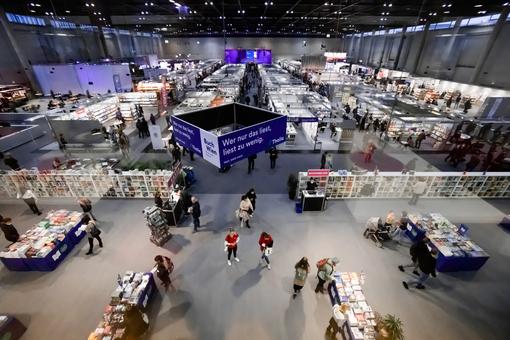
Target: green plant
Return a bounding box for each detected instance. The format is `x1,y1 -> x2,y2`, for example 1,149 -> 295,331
381,314 -> 404,340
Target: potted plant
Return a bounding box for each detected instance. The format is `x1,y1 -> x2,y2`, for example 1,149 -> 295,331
375,313 -> 404,340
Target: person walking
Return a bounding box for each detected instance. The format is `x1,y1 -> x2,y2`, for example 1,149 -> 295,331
118,132 -> 130,159
0,216 -> 20,244
153,255 -> 173,288
136,119 -> 143,138
287,174 -> 298,200
248,154 -> 257,174
320,152 -> 327,169
415,130 -> 426,149
409,178 -> 427,205
78,197 -> 97,220
293,257 -> 310,298
238,195 -> 253,228
315,257 -> 339,293
189,196 -> 201,233
59,133 -> 70,158
82,215 -> 103,255
325,153 -> 333,169
364,142 -> 376,162
172,145 -> 182,166
269,147 -> 278,169
258,232 -> 273,270
246,188 -> 257,212
141,117 -> 150,137
392,211 -> 410,244
150,113 -> 157,125
3,153 -> 21,170
329,122 -> 337,138
18,187 -> 42,215
224,228 -> 240,266
398,237 -> 430,276
465,154 -> 481,172
402,248 -> 437,290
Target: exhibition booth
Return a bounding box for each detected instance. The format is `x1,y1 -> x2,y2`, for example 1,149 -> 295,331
0,85 -> 29,112
200,64 -> 245,97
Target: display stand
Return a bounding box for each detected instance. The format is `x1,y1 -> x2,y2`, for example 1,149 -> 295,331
143,206 -> 172,246
160,200 -> 182,226
0,315 -> 26,340
300,190 -> 326,211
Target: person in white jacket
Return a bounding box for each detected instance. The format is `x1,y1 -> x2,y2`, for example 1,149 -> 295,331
238,195 -> 254,228
409,178 -> 427,205
18,188 -> 42,215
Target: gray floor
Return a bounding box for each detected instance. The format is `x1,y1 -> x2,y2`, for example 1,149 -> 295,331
1,195 -> 509,340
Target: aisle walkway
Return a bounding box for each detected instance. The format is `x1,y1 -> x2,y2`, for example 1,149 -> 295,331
0,196 -> 509,340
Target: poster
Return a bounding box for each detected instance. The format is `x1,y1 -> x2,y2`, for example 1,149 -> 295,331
149,125 -> 165,150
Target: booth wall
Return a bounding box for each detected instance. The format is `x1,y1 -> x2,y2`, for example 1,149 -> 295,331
162,37 -> 341,60
48,119 -> 104,145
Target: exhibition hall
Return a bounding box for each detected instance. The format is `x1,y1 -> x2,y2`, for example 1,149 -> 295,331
0,1 -> 510,340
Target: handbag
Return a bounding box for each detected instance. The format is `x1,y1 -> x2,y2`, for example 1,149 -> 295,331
264,247 -> 273,256
90,222 -> 101,237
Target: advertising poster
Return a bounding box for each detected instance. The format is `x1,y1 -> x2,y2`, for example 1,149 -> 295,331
171,116 -> 203,157
199,129 -> 221,168
218,115 -> 287,167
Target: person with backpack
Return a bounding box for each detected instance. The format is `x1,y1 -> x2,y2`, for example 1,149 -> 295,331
293,257 -> 310,298
225,228 -> 240,266
78,197 -> 97,220
402,248 -> 437,290
189,196 -> 201,233
315,257 -> 339,293
154,255 -> 174,289
82,215 -> 103,255
258,232 -> 273,270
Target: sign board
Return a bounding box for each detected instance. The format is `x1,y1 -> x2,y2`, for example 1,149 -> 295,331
307,169 -> 330,177
218,116 -> 287,167
287,116 -> 319,123
172,115 -> 286,168
148,124 -> 165,150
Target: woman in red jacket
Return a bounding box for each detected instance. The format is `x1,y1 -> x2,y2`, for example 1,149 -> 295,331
225,228 -> 240,266
259,232 -> 273,270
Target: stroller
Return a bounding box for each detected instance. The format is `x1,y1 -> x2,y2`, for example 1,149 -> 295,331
363,217 -> 392,248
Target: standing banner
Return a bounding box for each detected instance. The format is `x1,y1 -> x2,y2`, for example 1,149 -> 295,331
149,124 -> 165,150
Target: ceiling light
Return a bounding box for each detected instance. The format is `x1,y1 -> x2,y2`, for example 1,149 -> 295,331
444,11 -> 450,14
478,10 -> 486,14
474,4 -> 483,7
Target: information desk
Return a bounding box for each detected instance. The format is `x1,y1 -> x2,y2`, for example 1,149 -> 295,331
300,190 -> 326,211
406,213 -> 489,272
0,315 -> 26,340
0,216 -> 83,272
327,272 -> 377,340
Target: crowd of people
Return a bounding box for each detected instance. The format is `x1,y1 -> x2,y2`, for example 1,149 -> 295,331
444,136 -> 507,172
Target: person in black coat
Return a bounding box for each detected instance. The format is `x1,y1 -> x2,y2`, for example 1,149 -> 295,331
0,217 -> 20,244
402,245 -> 437,290
398,237 -> 430,275
140,117 -> 150,138
269,147 -> 278,169
246,188 -> 257,212
190,196 -> 201,233
136,119 -> 143,138
3,153 -> 21,170
320,152 -> 327,169
248,154 -> 257,174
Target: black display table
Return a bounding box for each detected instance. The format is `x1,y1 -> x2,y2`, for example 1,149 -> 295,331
301,190 -> 326,211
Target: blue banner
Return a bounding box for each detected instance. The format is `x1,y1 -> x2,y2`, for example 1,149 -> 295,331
218,115 -> 287,167
287,116 -> 319,123
171,116 -> 203,157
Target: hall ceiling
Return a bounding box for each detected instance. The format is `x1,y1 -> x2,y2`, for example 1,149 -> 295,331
2,1 -> 508,37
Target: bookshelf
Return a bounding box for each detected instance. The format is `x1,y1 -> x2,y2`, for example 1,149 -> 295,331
298,171 -> 510,200
0,169 -> 174,199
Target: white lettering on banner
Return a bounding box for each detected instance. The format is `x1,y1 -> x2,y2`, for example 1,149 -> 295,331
203,138 -> 218,156
52,250 -> 61,261
200,129 -> 221,167
221,125 -> 274,157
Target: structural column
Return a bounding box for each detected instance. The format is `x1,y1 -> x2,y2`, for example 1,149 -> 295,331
410,22 -> 430,74
366,31 -> 376,66
470,7 -> 510,84
393,27 -> 407,70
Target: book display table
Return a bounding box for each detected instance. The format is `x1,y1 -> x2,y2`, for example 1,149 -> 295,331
407,213 -> 489,272
0,210 -> 83,272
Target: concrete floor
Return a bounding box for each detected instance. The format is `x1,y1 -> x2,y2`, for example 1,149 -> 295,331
0,195 -> 509,340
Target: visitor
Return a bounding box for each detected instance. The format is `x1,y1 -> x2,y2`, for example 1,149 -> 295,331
392,211 -> 410,244
269,147 -> 278,169
118,132 -> 130,159
238,195 -> 253,228
258,232 -> 273,270
465,154 -> 481,172
224,228 -> 240,266
359,114 -> 367,131
402,248 -> 437,290
0,216 -> 20,244
154,255 -> 173,288
52,157 -> 62,169
293,257 -> 310,299
248,154 -> 257,174
454,95 -> 461,108
141,117 -> 150,137
409,178 -> 427,205
326,153 -> 334,169
364,142 -> 376,162
59,133 -> 70,157
18,187 -> 42,215
320,152 -> 327,169
385,210 -> 396,227
190,196 -> 201,233
365,114 -> 373,131
124,305 -> 149,338
306,178 -> 318,191
287,174 -> 298,200
398,237 -> 429,276
329,122 -> 337,138
246,188 -> 257,212
315,257 -> 339,294
150,113 -> 156,125
3,153 -> 21,170
78,197 -> 97,220
406,135 -> 414,149
82,215 -> 103,255
154,190 -> 163,208
415,130 -> 426,149
373,118 -> 380,132
136,119 -> 143,138
444,144 -> 461,164
172,145 -> 182,166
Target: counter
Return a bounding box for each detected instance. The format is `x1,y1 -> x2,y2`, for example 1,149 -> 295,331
300,190 -> 326,211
